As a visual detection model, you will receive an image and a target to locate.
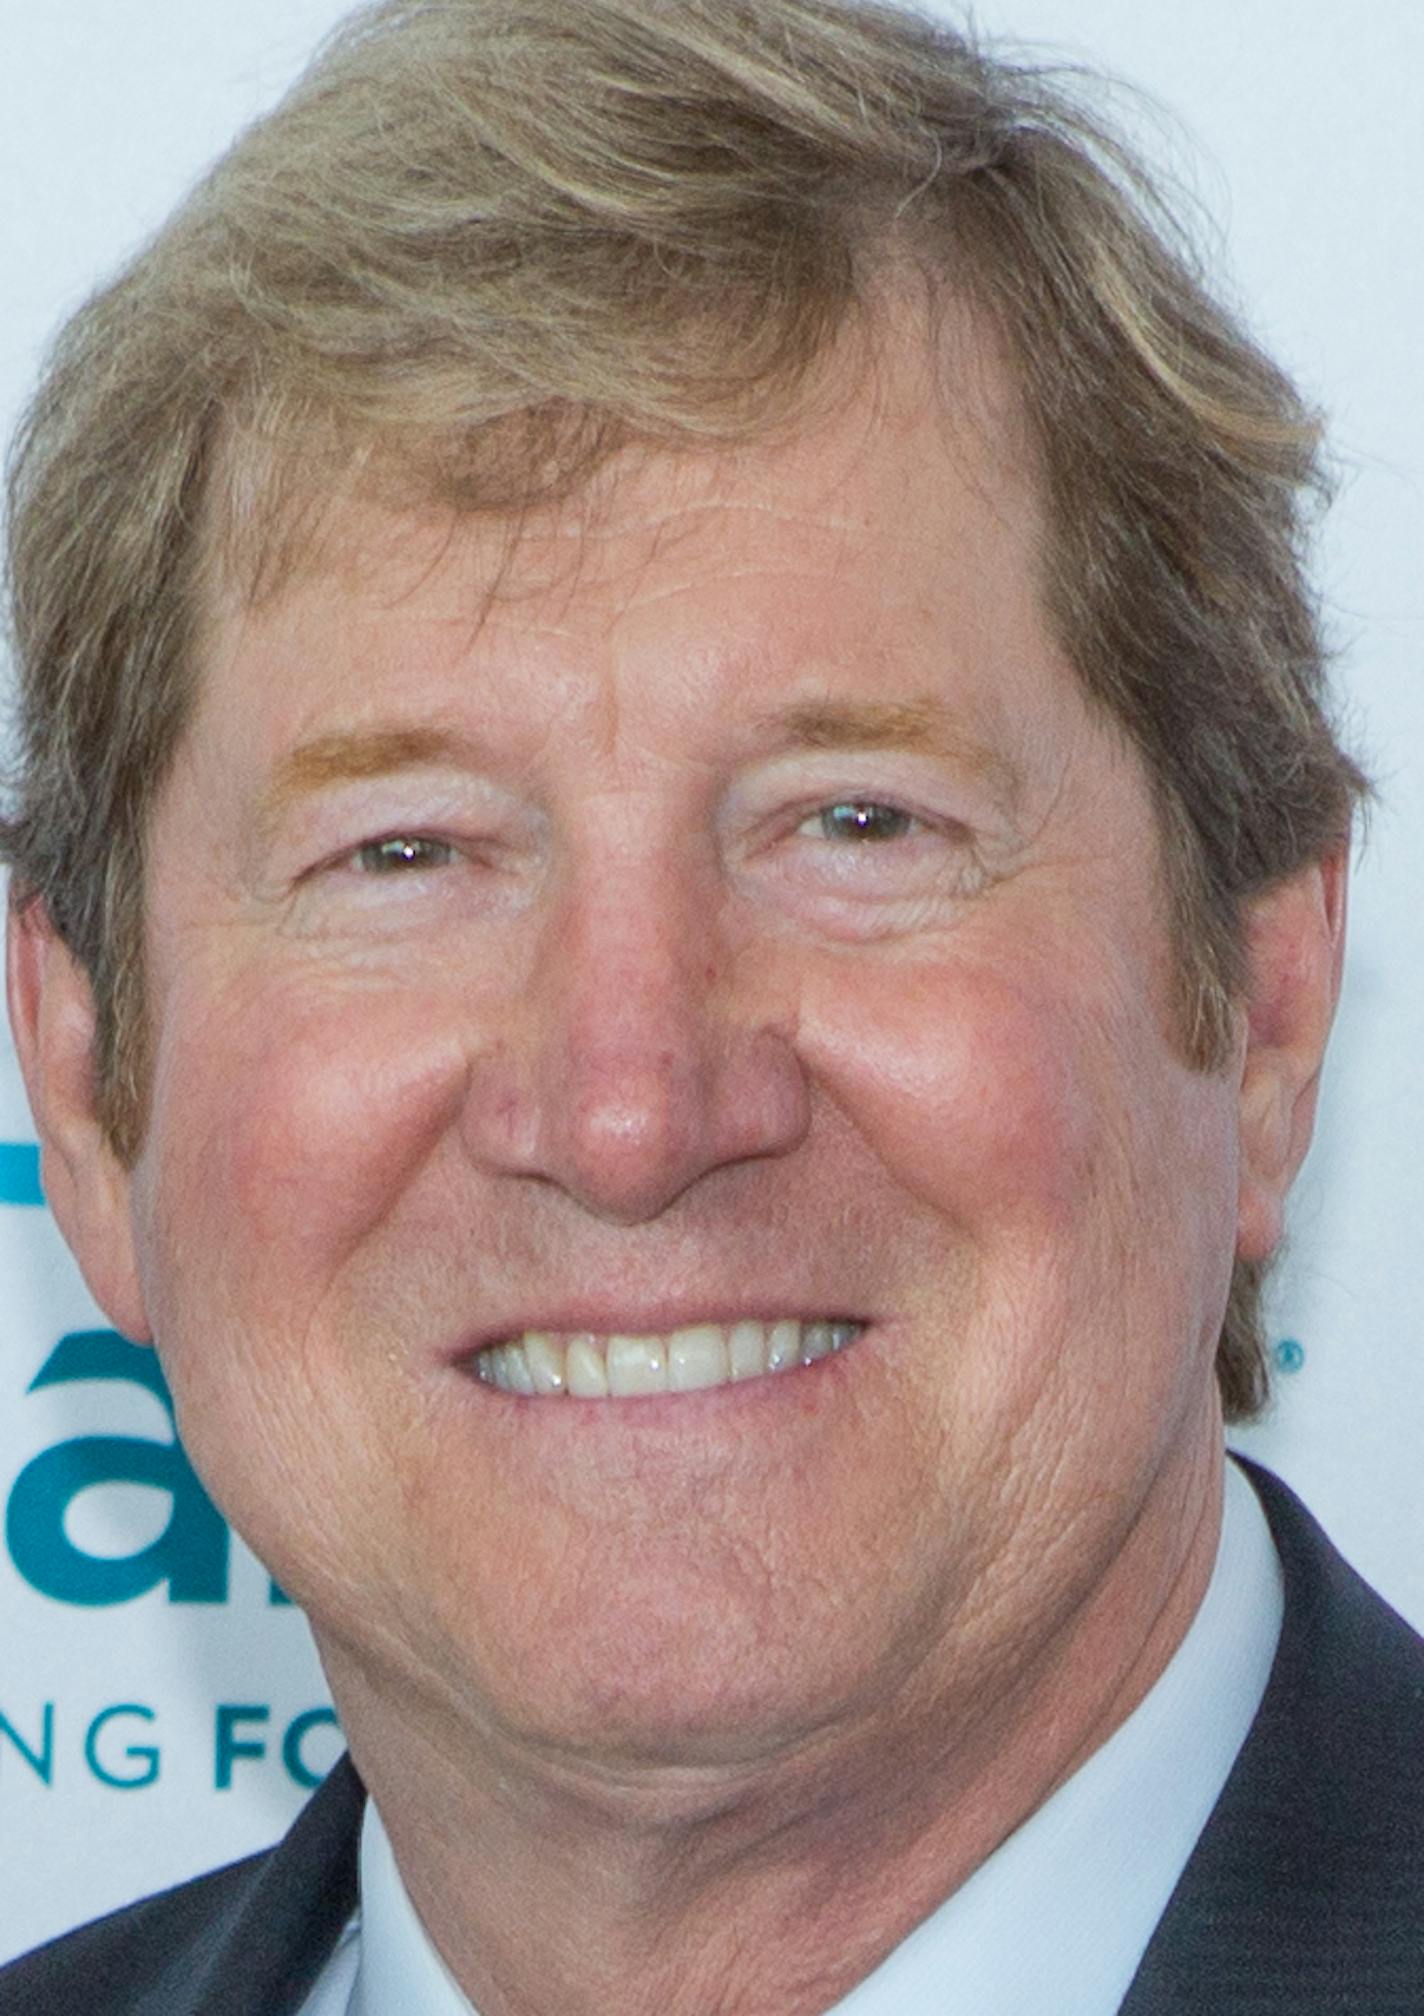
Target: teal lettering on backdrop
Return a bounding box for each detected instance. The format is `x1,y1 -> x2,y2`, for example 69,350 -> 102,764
215,1704 -> 271,1789
85,1704 -> 160,1788
0,1142 -> 44,1207
282,1706 -> 341,1790
0,1703 -> 336,1788
0,1705 -> 54,1783
215,1704 -> 340,1789
7,1331 -> 229,1605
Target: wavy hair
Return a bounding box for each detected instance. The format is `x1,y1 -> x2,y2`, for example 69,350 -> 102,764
2,0 -> 1365,1417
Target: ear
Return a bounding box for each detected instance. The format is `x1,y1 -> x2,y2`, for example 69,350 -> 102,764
1235,851 -> 1348,1263
6,896 -> 152,1341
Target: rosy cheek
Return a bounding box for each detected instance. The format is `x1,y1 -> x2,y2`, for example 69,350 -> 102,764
148,970 -> 471,1267
802,957 -> 1110,1234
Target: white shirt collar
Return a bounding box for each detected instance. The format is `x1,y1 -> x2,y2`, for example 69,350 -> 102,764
349,1798 -> 475,2016
310,1457 -> 1282,2016
824,1458 -> 1282,2012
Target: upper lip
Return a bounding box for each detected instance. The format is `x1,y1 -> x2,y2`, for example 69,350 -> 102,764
453,1302 -> 872,1358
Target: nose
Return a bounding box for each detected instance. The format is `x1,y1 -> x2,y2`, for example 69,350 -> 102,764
461,860 -> 811,1223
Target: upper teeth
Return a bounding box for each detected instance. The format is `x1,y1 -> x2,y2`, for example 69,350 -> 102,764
473,1319 -> 863,1399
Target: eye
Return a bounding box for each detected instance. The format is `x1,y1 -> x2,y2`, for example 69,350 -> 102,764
352,834 -> 456,874
801,800 -> 917,843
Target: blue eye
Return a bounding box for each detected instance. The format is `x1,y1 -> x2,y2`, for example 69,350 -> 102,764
354,835 -> 455,874
813,801 -> 915,842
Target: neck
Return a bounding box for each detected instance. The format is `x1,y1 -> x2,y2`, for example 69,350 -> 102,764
322,1431 -> 1224,2016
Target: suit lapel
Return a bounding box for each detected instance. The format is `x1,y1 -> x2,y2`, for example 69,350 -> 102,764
149,1754 -> 364,2016
1118,1459 -> 1424,2014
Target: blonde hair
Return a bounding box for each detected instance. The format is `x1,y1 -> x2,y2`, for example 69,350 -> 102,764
3,0 -> 1365,1418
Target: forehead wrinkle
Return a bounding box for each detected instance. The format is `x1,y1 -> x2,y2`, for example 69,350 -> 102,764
506,426 -> 887,593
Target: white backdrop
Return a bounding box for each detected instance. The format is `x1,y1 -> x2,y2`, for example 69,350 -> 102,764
1,0 -> 1420,1967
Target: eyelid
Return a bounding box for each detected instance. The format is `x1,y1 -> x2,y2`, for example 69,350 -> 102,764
282,785 -> 538,894
271,764 -> 525,846
762,784 -> 967,844
732,747 -> 993,824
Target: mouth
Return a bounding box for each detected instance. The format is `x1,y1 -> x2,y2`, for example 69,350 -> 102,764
470,1318 -> 866,1400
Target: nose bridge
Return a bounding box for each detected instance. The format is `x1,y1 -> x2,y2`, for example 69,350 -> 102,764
556,850 -> 713,1118
497,840 -> 809,1221
542,851 -> 732,1207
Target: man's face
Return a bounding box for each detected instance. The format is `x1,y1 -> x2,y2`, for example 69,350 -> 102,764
86,327 -> 1244,1776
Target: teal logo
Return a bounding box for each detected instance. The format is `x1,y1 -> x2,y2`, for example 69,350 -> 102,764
0,1701 -> 341,1791
7,1330 -> 289,1607
0,1141 -> 44,1207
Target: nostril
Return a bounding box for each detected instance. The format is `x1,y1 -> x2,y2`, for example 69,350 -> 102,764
455,945 -> 809,1216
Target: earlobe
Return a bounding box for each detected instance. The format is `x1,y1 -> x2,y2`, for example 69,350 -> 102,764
1235,851 -> 1348,1263
5,896 -> 152,1342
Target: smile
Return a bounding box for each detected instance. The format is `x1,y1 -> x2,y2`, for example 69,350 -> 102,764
472,1319 -> 865,1398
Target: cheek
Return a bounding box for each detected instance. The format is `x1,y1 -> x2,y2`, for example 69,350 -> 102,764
805,954 -> 1106,1235
138,965 -> 472,1329
129,967 -> 473,1587
801,937 -> 1241,1372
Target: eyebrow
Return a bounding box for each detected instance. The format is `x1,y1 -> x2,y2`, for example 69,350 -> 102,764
754,697 -> 1023,807
259,726 -> 481,835
259,696 -> 1023,828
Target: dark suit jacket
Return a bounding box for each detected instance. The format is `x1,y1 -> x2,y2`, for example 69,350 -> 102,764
3,1460 -> 1422,2013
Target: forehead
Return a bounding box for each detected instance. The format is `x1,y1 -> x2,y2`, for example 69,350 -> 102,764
198,310 -> 1061,746
208,300 -> 1039,635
